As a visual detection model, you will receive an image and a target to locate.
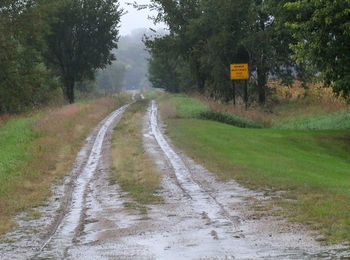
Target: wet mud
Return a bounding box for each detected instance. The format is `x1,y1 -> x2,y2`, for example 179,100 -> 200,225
0,100 -> 349,259
0,105 -> 129,260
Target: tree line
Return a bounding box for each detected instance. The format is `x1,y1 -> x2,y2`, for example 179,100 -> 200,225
0,0 -> 121,113
96,29 -> 153,95
144,0 -> 350,106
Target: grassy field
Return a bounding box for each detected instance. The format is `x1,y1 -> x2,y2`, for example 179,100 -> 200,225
0,118 -> 38,188
111,100 -> 162,209
160,94 -> 350,244
161,94 -> 264,128
0,96 -> 129,235
273,109 -> 350,130
165,94 -> 210,118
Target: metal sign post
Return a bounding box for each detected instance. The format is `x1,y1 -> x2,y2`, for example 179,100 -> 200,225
230,63 -> 249,109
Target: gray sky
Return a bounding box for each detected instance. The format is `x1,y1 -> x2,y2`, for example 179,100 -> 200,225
119,0 -> 166,36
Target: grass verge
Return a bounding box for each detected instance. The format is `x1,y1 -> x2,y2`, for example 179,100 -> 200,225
111,100 -> 163,208
161,94 -> 263,128
167,94 -> 210,118
199,110 -> 264,129
273,109 -> 350,130
0,96 -> 128,235
159,94 -> 350,244
167,119 -> 350,244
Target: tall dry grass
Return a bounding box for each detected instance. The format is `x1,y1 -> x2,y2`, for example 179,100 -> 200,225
111,100 -> 162,206
195,94 -> 270,124
269,81 -> 346,113
195,81 -> 348,126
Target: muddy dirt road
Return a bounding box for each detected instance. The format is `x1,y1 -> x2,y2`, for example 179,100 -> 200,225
0,99 -> 349,259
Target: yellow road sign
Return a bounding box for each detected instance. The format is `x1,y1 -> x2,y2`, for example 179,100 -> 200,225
230,64 -> 249,80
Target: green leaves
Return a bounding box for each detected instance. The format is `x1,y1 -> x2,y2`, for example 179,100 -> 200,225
285,0 -> 350,100
146,0 -> 306,105
0,0 -> 57,113
43,0 -> 122,103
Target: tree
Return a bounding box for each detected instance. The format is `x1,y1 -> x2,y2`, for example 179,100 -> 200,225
240,0 -> 308,105
187,0 -> 252,101
96,61 -> 126,94
285,0 -> 350,100
117,29 -> 152,90
145,0 -> 310,106
43,0 -> 122,103
146,0 -> 204,91
146,34 -> 193,92
0,0 -> 58,113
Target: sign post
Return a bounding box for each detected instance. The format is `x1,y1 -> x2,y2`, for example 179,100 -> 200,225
230,63 -> 249,109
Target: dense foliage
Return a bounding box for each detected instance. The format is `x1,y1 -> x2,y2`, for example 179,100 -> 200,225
43,0 -> 122,103
145,0 -> 350,105
0,0 -> 122,112
0,0 -> 58,113
285,0 -> 350,100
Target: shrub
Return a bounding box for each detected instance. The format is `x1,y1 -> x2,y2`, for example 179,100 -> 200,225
199,110 -> 264,129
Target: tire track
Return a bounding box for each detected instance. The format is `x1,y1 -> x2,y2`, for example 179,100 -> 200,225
149,100 -> 235,231
35,104 -> 129,259
146,100 -> 350,259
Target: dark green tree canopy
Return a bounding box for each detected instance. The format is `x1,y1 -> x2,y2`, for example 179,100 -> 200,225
285,0 -> 350,100
44,0 -> 122,103
0,0 -> 57,113
145,0 -> 350,105
144,0 -> 307,105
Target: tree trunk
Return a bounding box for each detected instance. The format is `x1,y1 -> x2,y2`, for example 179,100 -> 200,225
63,77 -> 75,104
244,80 -> 248,109
257,64 -> 266,106
257,15 -> 267,106
257,66 -> 266,105
231,80 -> 236,105
197,77 -> 205,94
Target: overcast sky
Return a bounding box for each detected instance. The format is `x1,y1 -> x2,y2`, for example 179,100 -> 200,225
119,0 -> 166,36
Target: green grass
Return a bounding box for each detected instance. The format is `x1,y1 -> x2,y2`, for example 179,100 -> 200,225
168,94 -> 210,118
114,92 -> 133,106
143,90 -> 162,100
0,118 -> 39,195
274,109 -> 350,130
167,118 -> 350,243
166,94 -> 264,128
160,93 -> 350,242
0,97 -> 119,235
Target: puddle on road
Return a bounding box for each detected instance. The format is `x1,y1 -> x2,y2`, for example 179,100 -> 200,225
0,100 -> 349,259
0,105 -> 129,260
37,105 -> 129,259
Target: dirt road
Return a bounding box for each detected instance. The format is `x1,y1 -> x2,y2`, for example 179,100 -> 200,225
0,99 -> 348,259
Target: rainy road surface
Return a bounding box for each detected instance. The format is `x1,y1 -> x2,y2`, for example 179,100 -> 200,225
0,98 -> 349,259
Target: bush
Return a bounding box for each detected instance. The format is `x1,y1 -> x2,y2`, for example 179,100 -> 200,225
199,110 -> 264,129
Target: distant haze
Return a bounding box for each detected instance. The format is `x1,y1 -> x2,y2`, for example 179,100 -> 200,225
119,0 -> 166,36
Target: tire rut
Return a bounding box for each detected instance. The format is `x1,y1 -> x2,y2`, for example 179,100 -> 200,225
34,104 -> 129,259
1,99 -> 349,259
149,101 -> 239,231
143,100 -> 349,259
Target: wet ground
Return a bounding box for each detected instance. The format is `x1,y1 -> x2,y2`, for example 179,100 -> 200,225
0,99 -> 349,259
